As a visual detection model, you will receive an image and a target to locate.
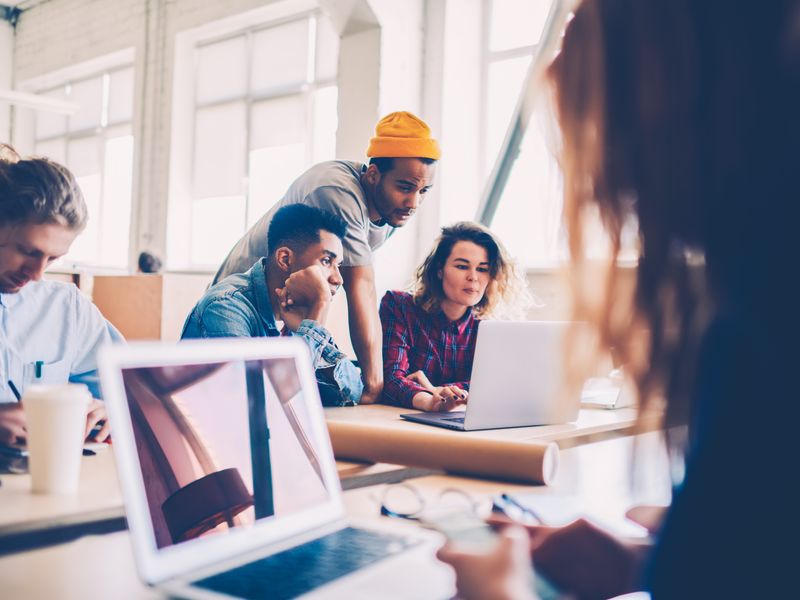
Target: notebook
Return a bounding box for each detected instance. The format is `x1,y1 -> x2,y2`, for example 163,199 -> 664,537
401,321 -> 583,431
99,337 -> 452,599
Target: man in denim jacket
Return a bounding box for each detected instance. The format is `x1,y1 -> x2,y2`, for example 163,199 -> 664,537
181,205 -> 363,406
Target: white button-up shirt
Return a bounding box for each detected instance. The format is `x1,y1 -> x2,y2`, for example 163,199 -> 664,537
0,279 -> 122,403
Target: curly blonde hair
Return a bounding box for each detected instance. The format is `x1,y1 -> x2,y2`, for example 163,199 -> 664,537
412,221 -> 530,320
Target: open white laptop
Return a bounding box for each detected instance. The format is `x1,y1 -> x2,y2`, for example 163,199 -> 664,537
99,337 -> 453,599
401,321 -> 583,431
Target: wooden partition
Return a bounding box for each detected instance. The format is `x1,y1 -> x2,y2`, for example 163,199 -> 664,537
91,274 -> 211,341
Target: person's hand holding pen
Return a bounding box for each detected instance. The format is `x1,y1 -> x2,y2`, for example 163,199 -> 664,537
5,379 -> 110,443
408,370 -> 469,412
85,400 -> 111,443
1,380 -> 26,444
491,493 -> 545,526
0,403 -> 26,445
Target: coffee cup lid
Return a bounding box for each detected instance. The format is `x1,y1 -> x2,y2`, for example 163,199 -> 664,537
22,383 -> 92,403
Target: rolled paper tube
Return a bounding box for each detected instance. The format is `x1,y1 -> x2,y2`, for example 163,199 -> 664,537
327,421 -> 559,485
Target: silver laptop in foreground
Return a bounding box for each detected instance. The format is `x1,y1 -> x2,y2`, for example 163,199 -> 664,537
99,337 -> 452,599
401,321 -> 582,431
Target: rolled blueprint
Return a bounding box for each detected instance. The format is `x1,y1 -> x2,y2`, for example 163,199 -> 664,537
327,421 -> 559,485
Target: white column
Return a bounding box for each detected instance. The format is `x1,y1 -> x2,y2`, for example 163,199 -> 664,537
0,14 -> 14,142
366,0 -> 427,294
335,2 -> 380,160
437,0 -> 483,224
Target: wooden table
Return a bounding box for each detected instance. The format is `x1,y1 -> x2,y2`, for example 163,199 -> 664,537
326,404 -> 647,449
341,430 -> 671,530
0,405 -> 650,555
327,405 -> 649,489
0,448 -> 126,554
0,450 -> 414,554
0,433 -> 671,599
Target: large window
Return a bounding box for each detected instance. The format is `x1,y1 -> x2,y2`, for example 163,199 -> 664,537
33,66 -> 135,269
480,0 -> 562,268
480,0 -> 637,266
185,12 -> 339,270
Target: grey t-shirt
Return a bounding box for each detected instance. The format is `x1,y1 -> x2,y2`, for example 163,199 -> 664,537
213,160 -> 394,283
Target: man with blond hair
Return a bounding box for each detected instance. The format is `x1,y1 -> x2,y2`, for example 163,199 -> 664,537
0,145 -> 121,444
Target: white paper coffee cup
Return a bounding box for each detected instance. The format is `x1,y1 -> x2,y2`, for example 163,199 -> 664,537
23,383 -> 91,494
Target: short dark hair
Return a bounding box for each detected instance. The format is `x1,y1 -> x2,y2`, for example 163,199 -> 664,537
0,144 -> 87,230
267,204 -> 348,256
368,157 -> 437,173
137,251 -> 162,273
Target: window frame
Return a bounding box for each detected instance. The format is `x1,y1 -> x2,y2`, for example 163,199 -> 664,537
29,61 -> 136,271
478,0 -> 539,182
182,9 -> 338,271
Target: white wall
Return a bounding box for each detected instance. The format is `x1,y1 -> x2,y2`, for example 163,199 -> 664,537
320,0 -> 427,356
411,0 -> 485,287
368,0 -> 425,297
0,14 -> 14,141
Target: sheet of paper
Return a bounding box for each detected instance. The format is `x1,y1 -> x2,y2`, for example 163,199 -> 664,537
581,377 -> 635,409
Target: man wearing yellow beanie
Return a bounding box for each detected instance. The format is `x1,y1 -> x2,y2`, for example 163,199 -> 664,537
212,111 -> 440,405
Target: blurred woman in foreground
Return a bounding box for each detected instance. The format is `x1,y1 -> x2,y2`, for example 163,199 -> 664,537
438,0 -> 799,598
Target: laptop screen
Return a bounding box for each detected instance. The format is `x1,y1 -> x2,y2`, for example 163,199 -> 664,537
119,356 -> 331,550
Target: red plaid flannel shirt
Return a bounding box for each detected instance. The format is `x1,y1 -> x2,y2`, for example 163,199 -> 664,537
379,291 -> 480,408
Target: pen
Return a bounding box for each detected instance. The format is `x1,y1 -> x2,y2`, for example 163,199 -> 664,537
0,443 -> 27,457
497,493 -> 546,525
7,380 -> 21,402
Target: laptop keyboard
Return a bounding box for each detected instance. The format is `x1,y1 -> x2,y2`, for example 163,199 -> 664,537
194,526 -> 418,599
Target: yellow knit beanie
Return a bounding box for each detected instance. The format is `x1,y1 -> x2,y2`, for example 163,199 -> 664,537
366,111 -> 441,160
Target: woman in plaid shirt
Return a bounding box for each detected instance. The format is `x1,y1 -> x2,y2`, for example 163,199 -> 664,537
379,222 -> 528,411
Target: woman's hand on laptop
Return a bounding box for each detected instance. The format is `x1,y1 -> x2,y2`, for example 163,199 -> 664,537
407,370 -> 435,391
412,386 -> 468,412
407,371 -> 468,411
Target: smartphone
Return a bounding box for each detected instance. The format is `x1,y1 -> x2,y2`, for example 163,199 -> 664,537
419,510 -> 498,551
491,493 -> 544,525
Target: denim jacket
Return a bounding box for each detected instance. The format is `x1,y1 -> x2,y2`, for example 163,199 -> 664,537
181,259 -> 363,406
